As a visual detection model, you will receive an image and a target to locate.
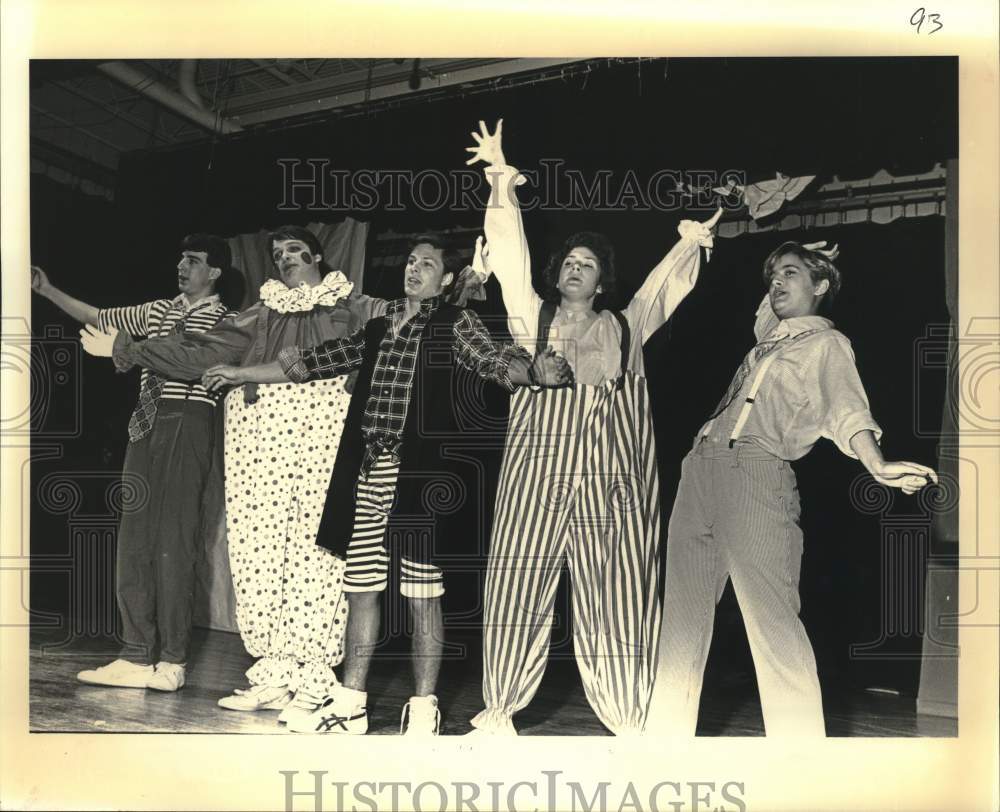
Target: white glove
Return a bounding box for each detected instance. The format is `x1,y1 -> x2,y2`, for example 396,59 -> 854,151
80,324 -> 118,357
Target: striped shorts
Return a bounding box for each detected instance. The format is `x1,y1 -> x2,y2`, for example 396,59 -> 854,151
345,453 -> 445,599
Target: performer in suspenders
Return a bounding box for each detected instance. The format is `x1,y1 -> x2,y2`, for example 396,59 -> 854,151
465,120 -> 721,735
646,241 -> 938,736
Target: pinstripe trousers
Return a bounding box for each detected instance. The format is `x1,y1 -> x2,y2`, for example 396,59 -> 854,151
473,373 -> 661,735
646,438 -> 825,736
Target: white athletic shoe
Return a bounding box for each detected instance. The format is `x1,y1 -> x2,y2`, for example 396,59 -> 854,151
217,684 -> 292,711
77,659 -> 153,688
400,695 -> 441,736
278,690 -> 323,726
146,662 -> 186,692
289,685 -> 368,734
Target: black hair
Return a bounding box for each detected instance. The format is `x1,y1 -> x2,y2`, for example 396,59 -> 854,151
410,233 -> 463,297
180,233 -> 231,274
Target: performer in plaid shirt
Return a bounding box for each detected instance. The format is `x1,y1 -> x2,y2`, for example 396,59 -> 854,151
201,234 -> 572,736
32,234 -> 235,693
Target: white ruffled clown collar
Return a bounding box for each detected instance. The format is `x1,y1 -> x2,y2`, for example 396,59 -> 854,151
260,271 -> 354,313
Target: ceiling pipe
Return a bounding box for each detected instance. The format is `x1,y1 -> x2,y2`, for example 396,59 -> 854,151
177,60 -> 205,109
97,60 -> 243,134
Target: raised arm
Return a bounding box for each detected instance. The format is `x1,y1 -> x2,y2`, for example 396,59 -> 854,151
32,265 -> 104,328
466,119 -> 541,350
622,208 -> 722,345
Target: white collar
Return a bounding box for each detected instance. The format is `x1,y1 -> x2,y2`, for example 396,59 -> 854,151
767,314 -> 833,340
172,293 -> 221,312
260,271 -> 355,314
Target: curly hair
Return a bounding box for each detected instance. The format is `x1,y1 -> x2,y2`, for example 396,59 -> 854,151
540,231 -> 618,308
762,241 -> 842,311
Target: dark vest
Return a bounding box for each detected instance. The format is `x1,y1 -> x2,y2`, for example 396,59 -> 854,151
315,303 -> 487,564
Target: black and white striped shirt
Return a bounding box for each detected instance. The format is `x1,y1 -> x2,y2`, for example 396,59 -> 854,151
98,294 -> 235,407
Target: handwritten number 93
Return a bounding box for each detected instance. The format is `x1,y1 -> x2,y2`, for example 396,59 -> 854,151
911,8 -> 943,34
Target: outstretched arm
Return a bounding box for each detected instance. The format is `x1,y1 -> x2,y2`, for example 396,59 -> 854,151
276,330 -> 366,384
622,208 -> 722,345
849,430 -> 938,495
202,360 -> 289,391
453,310 -> 572,391
32,265 -> 101,327
80,307 -> 256,380
466,119 -> 541,349
807,333 -> 937,494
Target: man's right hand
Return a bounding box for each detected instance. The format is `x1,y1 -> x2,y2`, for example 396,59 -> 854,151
30,265 -> 50,296
202,364 -> 245,392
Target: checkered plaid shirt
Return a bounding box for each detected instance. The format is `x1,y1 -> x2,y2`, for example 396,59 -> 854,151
279,296 -> 526,472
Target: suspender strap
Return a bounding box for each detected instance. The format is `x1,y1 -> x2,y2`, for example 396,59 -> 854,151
610,310 -> 631,390
726,349 -> 782,447
534,300 -> 557,357
701,326 -> 828,445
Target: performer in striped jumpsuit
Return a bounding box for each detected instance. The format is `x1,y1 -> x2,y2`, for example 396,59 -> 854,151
645,241 -> 938,736
33,234 -> 236,693
465,120 -> 721,735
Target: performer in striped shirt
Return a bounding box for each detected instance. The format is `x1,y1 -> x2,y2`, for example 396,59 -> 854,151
464,120 -> 720,736
31,234 -> 236,692
80,225 -> 385,727
645,241 -> 938,736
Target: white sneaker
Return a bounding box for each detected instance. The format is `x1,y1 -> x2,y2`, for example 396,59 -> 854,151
77,659 -> 153,688
289,685 -> 368,734
217,684 -> 292,711
278,690 -> 323,726
147,662 -> 186,692
401,695 -> 441,736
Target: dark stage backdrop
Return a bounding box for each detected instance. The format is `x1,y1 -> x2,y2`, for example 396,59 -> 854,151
30,56 -> 954,697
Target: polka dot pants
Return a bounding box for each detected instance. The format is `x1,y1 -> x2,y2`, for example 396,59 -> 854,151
223,377 -> 350,697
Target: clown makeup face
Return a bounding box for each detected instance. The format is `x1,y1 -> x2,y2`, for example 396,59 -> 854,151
271,239 -> 323,287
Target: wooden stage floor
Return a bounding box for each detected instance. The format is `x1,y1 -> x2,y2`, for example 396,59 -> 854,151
28,624 -> 956,737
